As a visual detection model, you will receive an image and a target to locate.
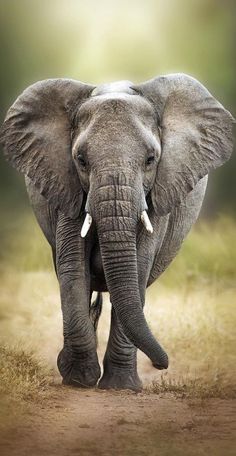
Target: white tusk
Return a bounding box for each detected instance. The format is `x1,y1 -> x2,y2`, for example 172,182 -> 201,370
81,213 -> 93,238
141,211 -> 153,234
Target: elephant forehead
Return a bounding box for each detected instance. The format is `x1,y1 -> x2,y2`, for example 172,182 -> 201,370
78,92 -> 156,122
91,80 -> 135,96
74,95 -> 159,157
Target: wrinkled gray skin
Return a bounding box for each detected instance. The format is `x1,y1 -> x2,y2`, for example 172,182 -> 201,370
1,74 -> 234,391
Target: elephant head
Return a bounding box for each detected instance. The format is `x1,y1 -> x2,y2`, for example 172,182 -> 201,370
1,74 -> 234,369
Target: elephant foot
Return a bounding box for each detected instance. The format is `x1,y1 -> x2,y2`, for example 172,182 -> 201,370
57,347 -> 101,388
98,366 -> 142,392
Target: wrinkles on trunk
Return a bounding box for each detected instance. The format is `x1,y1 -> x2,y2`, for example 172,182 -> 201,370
100,236 -> 168,368
91,168 -> 168,369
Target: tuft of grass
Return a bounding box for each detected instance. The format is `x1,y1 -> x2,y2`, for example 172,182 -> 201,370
146,372 -> 236,399
0,345 -> 52,402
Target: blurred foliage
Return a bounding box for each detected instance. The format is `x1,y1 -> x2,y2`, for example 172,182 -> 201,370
157,216 -> 236,288
0,0 -> 235,214
1,207 -> 235,288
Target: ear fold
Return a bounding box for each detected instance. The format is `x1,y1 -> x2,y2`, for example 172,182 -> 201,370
0,78 -> 95,219
134,74 -> 235,215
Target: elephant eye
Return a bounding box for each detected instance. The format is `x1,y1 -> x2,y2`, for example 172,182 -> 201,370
146,155 -> 155,166
77,154 -> 87,168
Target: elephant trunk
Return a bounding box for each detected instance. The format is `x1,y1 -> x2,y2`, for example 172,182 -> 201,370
90,167 -> 168,369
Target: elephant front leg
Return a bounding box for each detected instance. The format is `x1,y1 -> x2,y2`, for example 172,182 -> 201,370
57,280 -> 101,387
56,215 -> 100,388
98,308 -> 142,391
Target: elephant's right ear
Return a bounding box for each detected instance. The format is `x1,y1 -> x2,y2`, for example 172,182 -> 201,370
0,79 -> 95,219
134,74 -> 235,216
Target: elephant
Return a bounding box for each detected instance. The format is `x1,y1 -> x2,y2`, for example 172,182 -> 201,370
1,73 -> 234,391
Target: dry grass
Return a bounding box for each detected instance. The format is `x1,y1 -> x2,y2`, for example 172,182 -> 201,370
0,209 -> 235,404
144,284 -> 236,398
0,343 -> 52,429
147,376 -> 234,402
147,372 -> 235,399
0,345 -> 51,402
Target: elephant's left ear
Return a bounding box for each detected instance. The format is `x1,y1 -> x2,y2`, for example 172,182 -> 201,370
0,79 -> 95,219
134,73 -> 235,215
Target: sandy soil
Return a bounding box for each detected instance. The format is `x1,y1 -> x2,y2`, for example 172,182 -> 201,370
0,385 -> 235,456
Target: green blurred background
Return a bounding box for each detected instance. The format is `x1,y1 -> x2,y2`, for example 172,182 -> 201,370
0,0 -> 235,216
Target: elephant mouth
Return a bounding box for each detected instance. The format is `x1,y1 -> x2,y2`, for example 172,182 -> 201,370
81,208 -> 153,238
90,242 -> 107,292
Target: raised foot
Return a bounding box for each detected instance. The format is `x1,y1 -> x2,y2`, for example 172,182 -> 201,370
98,369 -> 143,392
57,347 -> 101,388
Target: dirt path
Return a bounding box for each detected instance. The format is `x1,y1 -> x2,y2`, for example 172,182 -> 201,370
1,386 -> 235,456
0,289 -> 235,455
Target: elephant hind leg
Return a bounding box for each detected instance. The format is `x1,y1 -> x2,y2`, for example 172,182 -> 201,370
90,292 -> 103,332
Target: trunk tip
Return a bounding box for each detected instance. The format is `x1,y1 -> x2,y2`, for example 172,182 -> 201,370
152,353 -> 169,370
